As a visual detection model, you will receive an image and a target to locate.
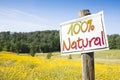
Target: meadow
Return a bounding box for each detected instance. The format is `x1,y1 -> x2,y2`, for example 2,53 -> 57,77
0,50 -> 120,80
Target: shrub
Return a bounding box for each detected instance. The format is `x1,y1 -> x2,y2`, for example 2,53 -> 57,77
30,49 -> 36,57
68,55 -> 72,59
46,53 -> 52,59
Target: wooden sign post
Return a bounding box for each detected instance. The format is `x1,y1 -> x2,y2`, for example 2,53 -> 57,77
60,9 -> 109,80
78,10 -> 95,80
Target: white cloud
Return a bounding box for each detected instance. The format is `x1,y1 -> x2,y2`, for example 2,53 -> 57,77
0,8 -> 56,32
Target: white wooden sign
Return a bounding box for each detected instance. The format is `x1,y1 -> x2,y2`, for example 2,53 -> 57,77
60,11 -> 109,55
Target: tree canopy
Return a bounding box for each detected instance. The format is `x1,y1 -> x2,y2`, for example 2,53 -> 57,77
0,30 -> 60,54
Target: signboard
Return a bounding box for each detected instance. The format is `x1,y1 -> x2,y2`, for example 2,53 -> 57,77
60,11 -> 109,55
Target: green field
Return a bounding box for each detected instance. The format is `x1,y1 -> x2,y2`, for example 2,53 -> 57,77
36,50 -> 120,60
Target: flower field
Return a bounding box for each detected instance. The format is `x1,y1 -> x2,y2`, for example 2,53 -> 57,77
0,51 -> 120,80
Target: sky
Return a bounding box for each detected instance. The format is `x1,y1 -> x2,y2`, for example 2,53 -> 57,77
0,0 -> 120,34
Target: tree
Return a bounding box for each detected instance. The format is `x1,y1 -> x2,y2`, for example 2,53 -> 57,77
116,36 -> 120,49
108,34 -> 120,49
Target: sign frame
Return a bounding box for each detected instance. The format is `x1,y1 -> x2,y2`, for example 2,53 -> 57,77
60,11 -> 109,55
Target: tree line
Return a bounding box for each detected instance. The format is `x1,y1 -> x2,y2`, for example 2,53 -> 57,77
108,34 -> 120,49
0,30 -> 120,56
0,30 -> 60,56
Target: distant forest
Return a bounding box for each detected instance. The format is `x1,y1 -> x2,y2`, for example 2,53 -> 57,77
0,30 -> 60,56
0,30 -> 120,55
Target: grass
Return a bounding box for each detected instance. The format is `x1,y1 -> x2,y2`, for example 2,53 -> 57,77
94,49 -> 120,59
35,50 -> 120,60
35,50 -> 120,64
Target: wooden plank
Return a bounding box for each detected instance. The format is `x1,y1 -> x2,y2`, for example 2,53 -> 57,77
78,9 -> 95,80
